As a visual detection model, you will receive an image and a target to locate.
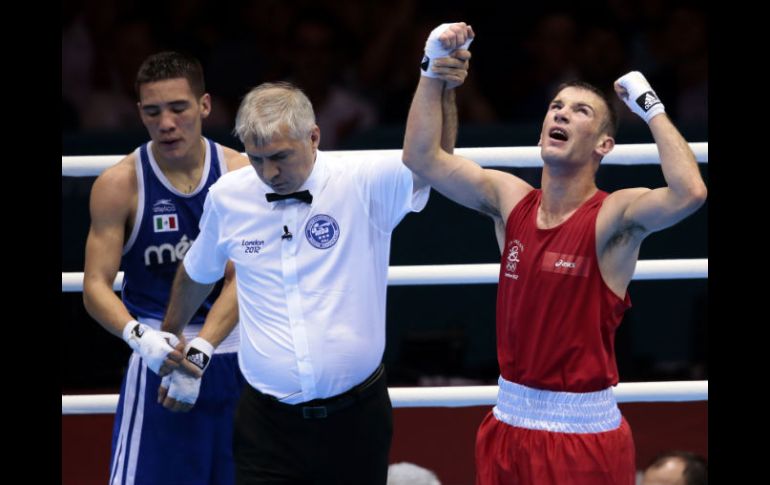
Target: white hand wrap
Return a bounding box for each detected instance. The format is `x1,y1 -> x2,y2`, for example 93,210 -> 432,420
121,320 -> 179,374
165,369 -> 202,405
161,374 -> 172,394
160,337 -> 212,407
615,71 -> 665,123
184,337 -> 213,374
420,23 -> 473,78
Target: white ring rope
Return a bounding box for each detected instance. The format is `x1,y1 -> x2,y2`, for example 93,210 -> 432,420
61,143 -> 708,176
62,380 -> 707,415
61,259 -> 707,292
62,145 -> 709,420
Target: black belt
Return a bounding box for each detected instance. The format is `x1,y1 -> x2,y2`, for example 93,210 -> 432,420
251,364 -> 386,419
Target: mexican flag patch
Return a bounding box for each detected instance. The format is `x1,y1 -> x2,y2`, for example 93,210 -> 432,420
153,214 -> 178,232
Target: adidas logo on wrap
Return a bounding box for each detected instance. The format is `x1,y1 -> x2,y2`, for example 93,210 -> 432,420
131,324 -> 144,338
421,55 -> 430,72
186,347 -> 210,370
635,91 -> 661,112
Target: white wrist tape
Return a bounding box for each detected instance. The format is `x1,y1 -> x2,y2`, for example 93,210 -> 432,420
615,71 -> 665,123
121,319 -> 142,344
184,337 -> 213,374
421,23 -> 473,78
166,370 -> 202,405
121,320 -> 179,374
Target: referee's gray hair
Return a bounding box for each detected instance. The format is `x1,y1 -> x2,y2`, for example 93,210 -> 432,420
234,82 -> 316,146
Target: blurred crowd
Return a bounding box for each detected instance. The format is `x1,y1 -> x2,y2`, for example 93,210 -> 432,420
62,0 -> 707,150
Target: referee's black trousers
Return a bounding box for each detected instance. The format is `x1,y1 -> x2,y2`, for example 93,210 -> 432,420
233,364 -> 392,484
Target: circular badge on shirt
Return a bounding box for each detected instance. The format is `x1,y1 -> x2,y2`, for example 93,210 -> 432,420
305,214 -> 340,249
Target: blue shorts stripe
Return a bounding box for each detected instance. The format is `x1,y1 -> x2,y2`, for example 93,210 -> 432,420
108,352 -> 244,485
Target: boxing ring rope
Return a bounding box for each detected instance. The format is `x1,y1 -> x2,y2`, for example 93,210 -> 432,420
61,142 -> 708,176
61,143 -> 708,416
62,259 -> 707,292
62,380 -> 707,415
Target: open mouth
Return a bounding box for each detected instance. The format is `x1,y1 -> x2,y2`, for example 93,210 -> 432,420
549,128 -> 568,142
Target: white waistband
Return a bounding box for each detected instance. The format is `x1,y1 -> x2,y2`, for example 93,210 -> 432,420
493,376 -> 621,434
138,317 -> 239,354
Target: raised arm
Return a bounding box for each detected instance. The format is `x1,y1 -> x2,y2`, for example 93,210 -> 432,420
403,23 -> 532,221
439,81 -> 458,156
610,72 -> 707,235
597,72 -> 707,295
409,64 -> 462,194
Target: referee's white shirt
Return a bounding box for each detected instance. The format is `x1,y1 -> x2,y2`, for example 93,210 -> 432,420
183,151 -> 429,404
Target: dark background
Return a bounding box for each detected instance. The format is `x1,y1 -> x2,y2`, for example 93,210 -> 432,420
62,0 -> 708,392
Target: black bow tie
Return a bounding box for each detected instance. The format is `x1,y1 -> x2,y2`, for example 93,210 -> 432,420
265,190 -> 313,204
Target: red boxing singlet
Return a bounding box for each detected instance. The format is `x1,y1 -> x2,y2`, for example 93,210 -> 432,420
496,189 -> 631,392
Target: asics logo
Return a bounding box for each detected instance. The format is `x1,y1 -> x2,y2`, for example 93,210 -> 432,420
542,251 -> 589,277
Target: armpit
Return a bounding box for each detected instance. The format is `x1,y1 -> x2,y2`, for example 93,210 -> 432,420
604,221 -> 646,251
